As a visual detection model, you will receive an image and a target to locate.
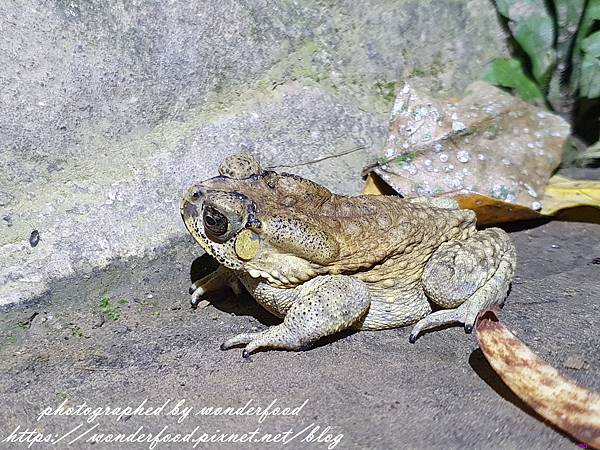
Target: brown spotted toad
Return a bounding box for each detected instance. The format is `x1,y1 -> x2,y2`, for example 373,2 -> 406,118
181,153 -> 516,357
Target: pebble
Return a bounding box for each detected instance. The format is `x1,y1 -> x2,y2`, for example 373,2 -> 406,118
29,230 -> 40,247
452,121 -> 466,132
563,354 -> 585,370
92,314 -> 105,329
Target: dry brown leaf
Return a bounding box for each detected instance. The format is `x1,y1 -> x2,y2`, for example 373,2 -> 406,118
476,309 -> 600,448
362,173 -> 600,225
359,81 -> 600,224
365,81 -> 570,210
444,191 -> 543,224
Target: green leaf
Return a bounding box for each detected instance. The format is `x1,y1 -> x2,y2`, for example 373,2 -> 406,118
571,0 -> 600,92
575,140 -> 600,162
553,0 -> 586,31
576,0 -> 600,42
510,17 -> 556,86
495,0 -> 512,17
552,0 -> 586,55
582,31 -> 600,58
551,0 -> 586,75
99,296 -> 120,321
579,53 -> 600,98
495,0 -> 557,87
483,58 -> 545,102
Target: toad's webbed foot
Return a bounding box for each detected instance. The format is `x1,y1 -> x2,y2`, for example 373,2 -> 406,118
220,275 -> 370,357
410,228 -> 516,342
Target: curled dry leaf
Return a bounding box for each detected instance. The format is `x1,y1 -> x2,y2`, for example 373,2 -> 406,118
363,81 -> 578,224
363,172 -> 600,224
476,309 -> 600,448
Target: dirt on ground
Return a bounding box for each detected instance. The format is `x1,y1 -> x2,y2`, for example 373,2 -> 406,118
1,218 -> 599,450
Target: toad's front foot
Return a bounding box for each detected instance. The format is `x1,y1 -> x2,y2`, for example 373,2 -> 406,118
220,275 -> 370,357
189,266 -> 241,308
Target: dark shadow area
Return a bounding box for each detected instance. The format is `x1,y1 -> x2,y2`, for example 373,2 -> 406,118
189,253 -> 220,285
552,206 -> 600,225
311,328 -> 358,349
468,348 -> 580,446
210,292 -> 281,327
574,97 -> 600,147
482,217 -> 551,233
483,208 -> 600,231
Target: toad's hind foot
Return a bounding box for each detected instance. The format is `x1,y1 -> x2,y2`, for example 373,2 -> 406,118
220,275 -> 371,357
408,308 -> 470,343
410,227 -> 516,342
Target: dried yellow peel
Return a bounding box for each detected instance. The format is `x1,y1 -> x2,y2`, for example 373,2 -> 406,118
476,310 -> 600,448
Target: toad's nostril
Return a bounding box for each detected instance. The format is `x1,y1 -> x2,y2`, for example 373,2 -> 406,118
183,202 -> 198,218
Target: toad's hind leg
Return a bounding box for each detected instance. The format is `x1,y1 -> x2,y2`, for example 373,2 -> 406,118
410,228 -> 516,342
220,275 -> 371,357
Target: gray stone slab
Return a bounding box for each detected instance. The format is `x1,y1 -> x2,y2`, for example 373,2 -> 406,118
0,84 -> 385,307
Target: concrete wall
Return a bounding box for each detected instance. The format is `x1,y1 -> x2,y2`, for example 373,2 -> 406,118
0,0 -> 508,307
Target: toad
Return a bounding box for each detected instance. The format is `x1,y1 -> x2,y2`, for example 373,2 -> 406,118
181,153 -> 516,357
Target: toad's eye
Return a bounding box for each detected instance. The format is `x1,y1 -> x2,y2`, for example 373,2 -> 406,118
203,206 -> 229,238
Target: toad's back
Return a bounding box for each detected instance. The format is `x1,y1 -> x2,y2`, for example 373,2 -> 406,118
288,193 -> 478,278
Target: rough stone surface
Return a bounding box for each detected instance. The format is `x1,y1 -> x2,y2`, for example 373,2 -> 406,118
0,219 -> 598,449
0,85 -> 386,307
0,0 -> 509,307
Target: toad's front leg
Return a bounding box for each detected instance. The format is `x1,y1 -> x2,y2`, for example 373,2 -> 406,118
220,275 -> 371,357
189,265 -> 242,308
